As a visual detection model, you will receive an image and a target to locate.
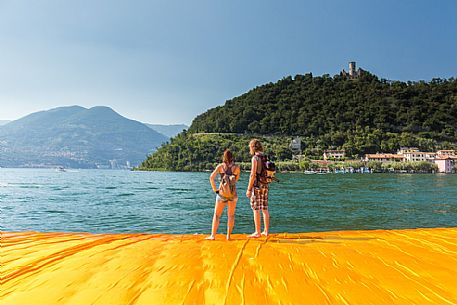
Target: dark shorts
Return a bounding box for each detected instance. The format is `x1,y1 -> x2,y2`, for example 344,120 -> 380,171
250,185 -> 269,210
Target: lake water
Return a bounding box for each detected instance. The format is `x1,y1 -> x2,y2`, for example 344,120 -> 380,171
1,169 -> 456,234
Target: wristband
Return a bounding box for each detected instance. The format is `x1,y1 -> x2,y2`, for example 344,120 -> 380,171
215,190 -> 219,194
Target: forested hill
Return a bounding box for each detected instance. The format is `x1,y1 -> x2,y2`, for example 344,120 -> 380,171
139,72 -> 457,171
189,72 -> 457,140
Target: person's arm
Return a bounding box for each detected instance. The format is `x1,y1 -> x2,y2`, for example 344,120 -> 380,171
210,164 -> 221,193
234,166 -> 241,182
246,157 -> 257,198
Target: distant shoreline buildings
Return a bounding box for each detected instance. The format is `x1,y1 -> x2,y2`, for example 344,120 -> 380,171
290,133 -> 456,173
323,150 -> 345,160
364,147 -> 456,173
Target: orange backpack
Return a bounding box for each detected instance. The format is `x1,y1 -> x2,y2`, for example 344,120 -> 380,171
255,154 -> 278,187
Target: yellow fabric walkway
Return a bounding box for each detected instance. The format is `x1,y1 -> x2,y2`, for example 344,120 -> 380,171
2,228 -> 457,305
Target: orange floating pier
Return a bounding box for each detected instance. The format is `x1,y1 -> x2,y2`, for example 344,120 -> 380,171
2,228 -> 457,305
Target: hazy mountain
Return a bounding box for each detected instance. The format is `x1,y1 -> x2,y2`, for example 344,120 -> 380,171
145,124 -> 188,138
0,106 -> 168,168
0,120 -> 11,126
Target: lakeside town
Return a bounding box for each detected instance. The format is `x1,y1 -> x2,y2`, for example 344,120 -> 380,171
307,147 -> 457,174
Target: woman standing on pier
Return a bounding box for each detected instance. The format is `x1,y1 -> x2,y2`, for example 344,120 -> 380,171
206,149 -> 240,240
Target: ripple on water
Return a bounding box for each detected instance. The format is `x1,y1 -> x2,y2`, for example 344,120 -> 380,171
50,185 -> 70,190
17,184 -> 42,189
165,187 -> 192,191
43,210 -> 66,214
132,186 -> 159,190
117,193 -> 135,197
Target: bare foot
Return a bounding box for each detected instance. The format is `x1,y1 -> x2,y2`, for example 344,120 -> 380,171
248,232 -> 261,238
261,232 -> 269,237
226,235 -> 231,241
205,236 -> 216,240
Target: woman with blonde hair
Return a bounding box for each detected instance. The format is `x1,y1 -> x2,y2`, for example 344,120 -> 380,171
246,139 -> 270,238
206,149 -> 240,240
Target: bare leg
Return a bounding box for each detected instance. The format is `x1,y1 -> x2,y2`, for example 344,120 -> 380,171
261,209 -> 270,236
206,200 -> 226,240
226,199 -> 237,240
249,210 -> 261,238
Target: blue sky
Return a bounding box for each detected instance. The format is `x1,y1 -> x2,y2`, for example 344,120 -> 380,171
0,0 -> 456,124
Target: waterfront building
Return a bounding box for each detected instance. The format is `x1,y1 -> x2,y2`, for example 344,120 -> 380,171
403,151 -> 436,162
364,154 -> 404,162
363,148 -> 456,173
424,152 -> 437,160
437,150 -> 455,156
434,156 -> 456,173
323,150 -> 345,160
397,147 -> 419,155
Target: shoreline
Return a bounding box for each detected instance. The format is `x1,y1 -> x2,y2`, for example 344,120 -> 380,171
134,167 -> 456,175
3,228 -> 457,304
1,167 -> 455,174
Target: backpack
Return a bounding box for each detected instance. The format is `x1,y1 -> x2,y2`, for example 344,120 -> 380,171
218,164 -> 237,200
255,154 -> 278,187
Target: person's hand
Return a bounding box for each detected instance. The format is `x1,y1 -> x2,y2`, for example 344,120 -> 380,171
246,189 -> 252,198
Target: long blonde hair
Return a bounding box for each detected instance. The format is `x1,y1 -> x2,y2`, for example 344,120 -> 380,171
249,139 -> 263,155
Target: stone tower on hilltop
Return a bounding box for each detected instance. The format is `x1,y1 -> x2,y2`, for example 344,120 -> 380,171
342,61 -> 363,79
349,61 -> 357,78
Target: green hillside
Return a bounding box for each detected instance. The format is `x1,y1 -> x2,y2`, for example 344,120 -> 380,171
139,132 -> 292,171
140,71 -> 457,171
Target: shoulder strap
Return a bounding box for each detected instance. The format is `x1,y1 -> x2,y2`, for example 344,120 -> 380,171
221,163 -> 233,176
